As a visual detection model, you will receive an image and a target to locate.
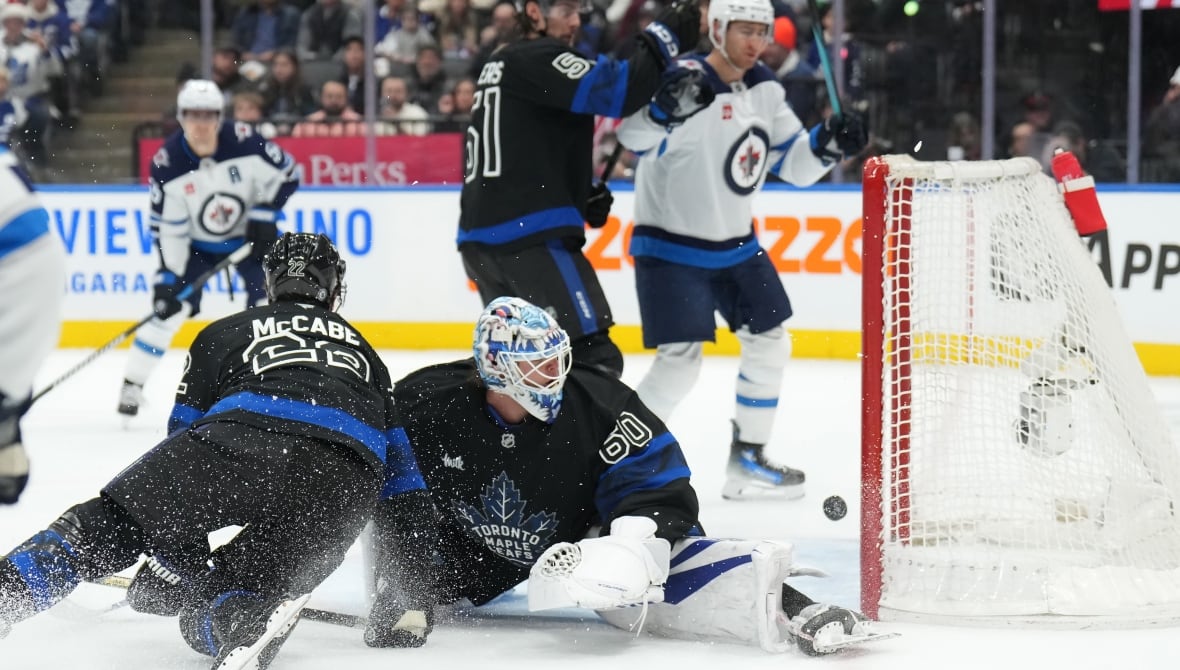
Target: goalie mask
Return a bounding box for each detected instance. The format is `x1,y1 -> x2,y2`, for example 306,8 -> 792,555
263,233 -> 347,311
473,297 -> 572,424
707,0 -> 774,52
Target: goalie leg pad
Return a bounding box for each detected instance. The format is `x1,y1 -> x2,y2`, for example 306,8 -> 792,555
598,538 -> 795,651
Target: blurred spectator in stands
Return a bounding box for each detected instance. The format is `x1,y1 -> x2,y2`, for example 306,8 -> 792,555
62,0 -> 114,96
231,89 -> 278,138
292,78 -> 363,136
0,65 -> 28,149
946,111 -> 981,161
1042,120 -> 1123,184
258,47 -> 316,130
232,0 -> 302,65
1005,121 -> 1034,160
26,0 -> 78,127
408,43 -> 447,111
376,74 -> 430,135
436,0 -> 480,59
296,0 -> 362,62
1,3 -> 58,169
158,62 -> 198,137
337,36 -> 369,114
760,15 -> 821,128
466,0 -> 515,79
211,45 -> 256,113
376,3 -> 438,66
1006,91 -> 1053,165
1144,65 -> 1180,182
431,75 -> 472,132
947,0 -> 982,114
375,0 -> 436,43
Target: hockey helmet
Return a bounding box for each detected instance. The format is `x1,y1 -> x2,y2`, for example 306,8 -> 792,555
473,297 -> 572,424
707,0 -> 774,51
263,233 -> 347,311
176,79 -> 224,124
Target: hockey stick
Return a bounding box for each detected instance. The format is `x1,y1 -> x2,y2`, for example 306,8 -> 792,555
29,243 -> 254,406
806,0 -> 842,117
598,142 -> 625,187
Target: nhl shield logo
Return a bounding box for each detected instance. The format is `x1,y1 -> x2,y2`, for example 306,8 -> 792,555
500,433 -> 516,449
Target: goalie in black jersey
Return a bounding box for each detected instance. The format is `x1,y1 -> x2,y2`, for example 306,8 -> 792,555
0,234 -> 431,670
363,296 -> 893,656
457,0 -> 707,377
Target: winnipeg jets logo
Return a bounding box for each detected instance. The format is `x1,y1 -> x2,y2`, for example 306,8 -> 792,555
451,472 -> 558,566
197,193 -> 245,235
722,127 -> 770,195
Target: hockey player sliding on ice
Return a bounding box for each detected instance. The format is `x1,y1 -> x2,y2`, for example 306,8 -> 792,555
363,296 -> 891,656
457,0 -> 707,377
615,0 -> 868,500
0,234 -> 431,670
117,78 -> 300,418
0,145 -> 65,504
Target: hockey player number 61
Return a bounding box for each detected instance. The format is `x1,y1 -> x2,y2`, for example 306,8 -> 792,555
465,86 -> 502,183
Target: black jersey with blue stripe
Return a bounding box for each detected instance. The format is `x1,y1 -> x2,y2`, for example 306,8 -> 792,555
382,358 -> 701,605
168,299 -> 421,485
457,35 -> 667,252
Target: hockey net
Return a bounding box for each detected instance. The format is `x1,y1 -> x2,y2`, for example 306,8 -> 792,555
860,155 -> 1180,627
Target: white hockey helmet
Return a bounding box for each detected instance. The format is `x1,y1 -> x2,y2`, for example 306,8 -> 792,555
707,0 -> 774,51
473,296 -> 572,424
176,79 -> 224,124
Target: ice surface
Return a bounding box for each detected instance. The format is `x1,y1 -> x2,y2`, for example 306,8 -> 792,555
4,349 -> 1180,669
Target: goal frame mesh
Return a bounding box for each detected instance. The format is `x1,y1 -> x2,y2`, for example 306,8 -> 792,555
859,155 -> 1180,628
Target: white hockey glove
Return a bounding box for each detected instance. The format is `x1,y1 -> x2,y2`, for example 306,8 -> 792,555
528,516 -> 670,611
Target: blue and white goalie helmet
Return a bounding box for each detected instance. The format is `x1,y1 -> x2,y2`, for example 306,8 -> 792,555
473,297 -> 573,424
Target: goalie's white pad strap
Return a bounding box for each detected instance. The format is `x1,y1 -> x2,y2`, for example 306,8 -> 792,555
528,516 -> 670,611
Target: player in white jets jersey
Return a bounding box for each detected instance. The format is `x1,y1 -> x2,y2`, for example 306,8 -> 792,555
616,0 -> 867,501
0,145 -> 65,504
117,79 -> 299,418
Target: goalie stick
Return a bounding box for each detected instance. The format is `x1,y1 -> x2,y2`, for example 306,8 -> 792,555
29,243 -> 254,406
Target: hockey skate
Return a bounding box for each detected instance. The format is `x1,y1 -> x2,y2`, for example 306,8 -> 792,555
783,603 -> 898,656
722,423 -> 805,500
116,381 -> 143,417
208,593 -> 311,670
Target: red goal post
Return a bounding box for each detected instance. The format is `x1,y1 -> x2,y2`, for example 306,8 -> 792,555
860,155 -> 1180,627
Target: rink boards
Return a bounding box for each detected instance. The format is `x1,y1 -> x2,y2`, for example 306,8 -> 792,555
37,183 -> 1180,375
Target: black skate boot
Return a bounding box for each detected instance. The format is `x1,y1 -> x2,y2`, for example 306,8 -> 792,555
117,380 -> 143,417
722,421 -> 805,500
181,590 -> 311,670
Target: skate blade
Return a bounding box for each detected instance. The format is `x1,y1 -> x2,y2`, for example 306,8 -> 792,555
721,480 -> 805,501
212,594 -> 311,670
814,630 -> 900,653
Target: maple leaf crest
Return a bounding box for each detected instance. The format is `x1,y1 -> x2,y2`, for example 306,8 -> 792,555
451,471 -> 558,564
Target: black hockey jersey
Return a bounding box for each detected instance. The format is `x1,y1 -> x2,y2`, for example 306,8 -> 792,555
457,36 -> 665,252
167,300 -> 424,492
382,359 -> 702,605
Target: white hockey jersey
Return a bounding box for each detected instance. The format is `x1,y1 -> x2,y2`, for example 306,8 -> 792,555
0,146 -> 50,258
0,38 -> 59,100
616,55 -> 833,269
150,122 -> 298,277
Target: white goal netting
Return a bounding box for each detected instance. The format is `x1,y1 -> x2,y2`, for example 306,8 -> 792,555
862,155 -> 1180,626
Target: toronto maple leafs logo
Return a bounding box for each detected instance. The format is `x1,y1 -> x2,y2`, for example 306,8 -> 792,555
451,472 -> 557,566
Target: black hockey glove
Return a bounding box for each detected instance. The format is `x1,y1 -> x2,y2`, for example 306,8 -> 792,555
0,443 -> 29,505
152,281 -> 183,319
809,111 -> 869,163
365,587 -> 435,648
245,220 -> 279,262
585,183 -> 614,229
648,66 -> 715,129
639,0 -> 702,66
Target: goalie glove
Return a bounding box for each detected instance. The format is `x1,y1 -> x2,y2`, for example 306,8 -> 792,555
809,111 -> 869,164
528,516 -> 670,611
648,66 -> 716,129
